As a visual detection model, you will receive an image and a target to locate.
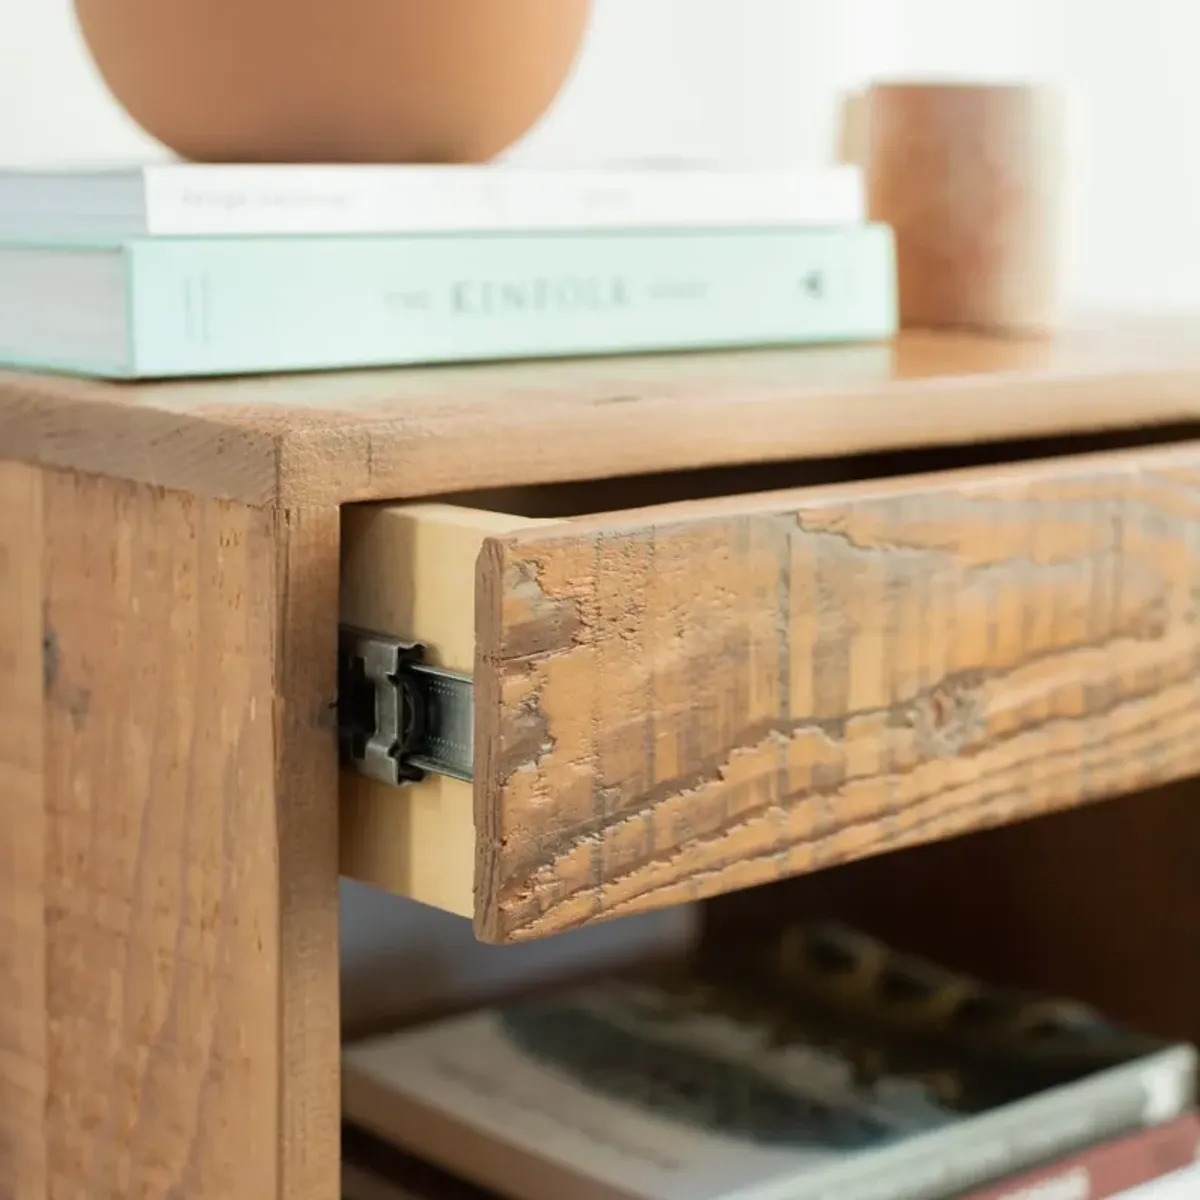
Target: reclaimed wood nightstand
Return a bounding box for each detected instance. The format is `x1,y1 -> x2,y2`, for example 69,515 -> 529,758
5,318 -> 1200,1200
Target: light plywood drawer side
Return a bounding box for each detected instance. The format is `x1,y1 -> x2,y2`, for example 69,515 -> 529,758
339,443 -> 1200,943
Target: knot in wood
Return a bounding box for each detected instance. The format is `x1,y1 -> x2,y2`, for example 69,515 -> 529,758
906,676 -> 985,758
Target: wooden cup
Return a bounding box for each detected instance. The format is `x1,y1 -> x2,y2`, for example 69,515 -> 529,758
861,82 -> 1066,335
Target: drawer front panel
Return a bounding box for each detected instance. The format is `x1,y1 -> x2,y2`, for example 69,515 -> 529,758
474,448 -> 1200,941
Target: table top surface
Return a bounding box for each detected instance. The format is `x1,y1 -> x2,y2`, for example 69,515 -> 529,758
5,314 -> 1200,508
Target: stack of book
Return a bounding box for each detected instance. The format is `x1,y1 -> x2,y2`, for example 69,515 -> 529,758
0,162 -> 896,379
341,921 -> 1199,1200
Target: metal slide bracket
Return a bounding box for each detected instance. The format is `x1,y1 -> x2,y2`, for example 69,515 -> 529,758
337,627 -> 474,787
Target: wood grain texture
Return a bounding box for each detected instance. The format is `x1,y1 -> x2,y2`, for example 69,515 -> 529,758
0,369 -> 283,506
0,461 -> 47,1200
272,505 -> 342,1200
7,319 -> 1200,506
475,441 -> 1200,941
35,471 -> 339,1200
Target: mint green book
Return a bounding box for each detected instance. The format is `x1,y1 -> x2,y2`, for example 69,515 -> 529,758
0,225 -> 896,379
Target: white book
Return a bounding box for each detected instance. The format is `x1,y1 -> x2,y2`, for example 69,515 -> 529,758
342,974 -> 1196,1200
0,162 -> 864,239
1122,1167 -> 1200,1198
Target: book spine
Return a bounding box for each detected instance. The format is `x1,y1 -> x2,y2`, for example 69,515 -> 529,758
805,1046 -> 1198,1200
962,1112 -> 1200,1200
142,166 -> 865,236
123,225 -> 896,378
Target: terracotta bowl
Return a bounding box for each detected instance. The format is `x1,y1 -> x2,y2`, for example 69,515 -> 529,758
74,0 -> 592,163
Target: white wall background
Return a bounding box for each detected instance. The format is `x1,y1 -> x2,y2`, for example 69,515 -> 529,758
2,0 -> 1199,311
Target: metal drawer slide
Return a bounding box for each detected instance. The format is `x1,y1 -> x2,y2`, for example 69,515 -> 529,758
337,627 -> 474,787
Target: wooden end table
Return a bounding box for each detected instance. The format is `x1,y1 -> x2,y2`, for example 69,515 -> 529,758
4,316 -> 1200,1199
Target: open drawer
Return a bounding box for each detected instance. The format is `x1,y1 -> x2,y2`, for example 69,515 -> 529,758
339,442 -> 1200,943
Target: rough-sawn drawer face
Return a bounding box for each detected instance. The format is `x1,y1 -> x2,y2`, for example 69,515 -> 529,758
340,445 -> 1200,944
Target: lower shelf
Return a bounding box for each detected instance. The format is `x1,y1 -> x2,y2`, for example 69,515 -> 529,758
339,1161 -> 1200,1200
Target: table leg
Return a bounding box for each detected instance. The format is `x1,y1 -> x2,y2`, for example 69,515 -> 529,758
0,463 -> 341,1200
